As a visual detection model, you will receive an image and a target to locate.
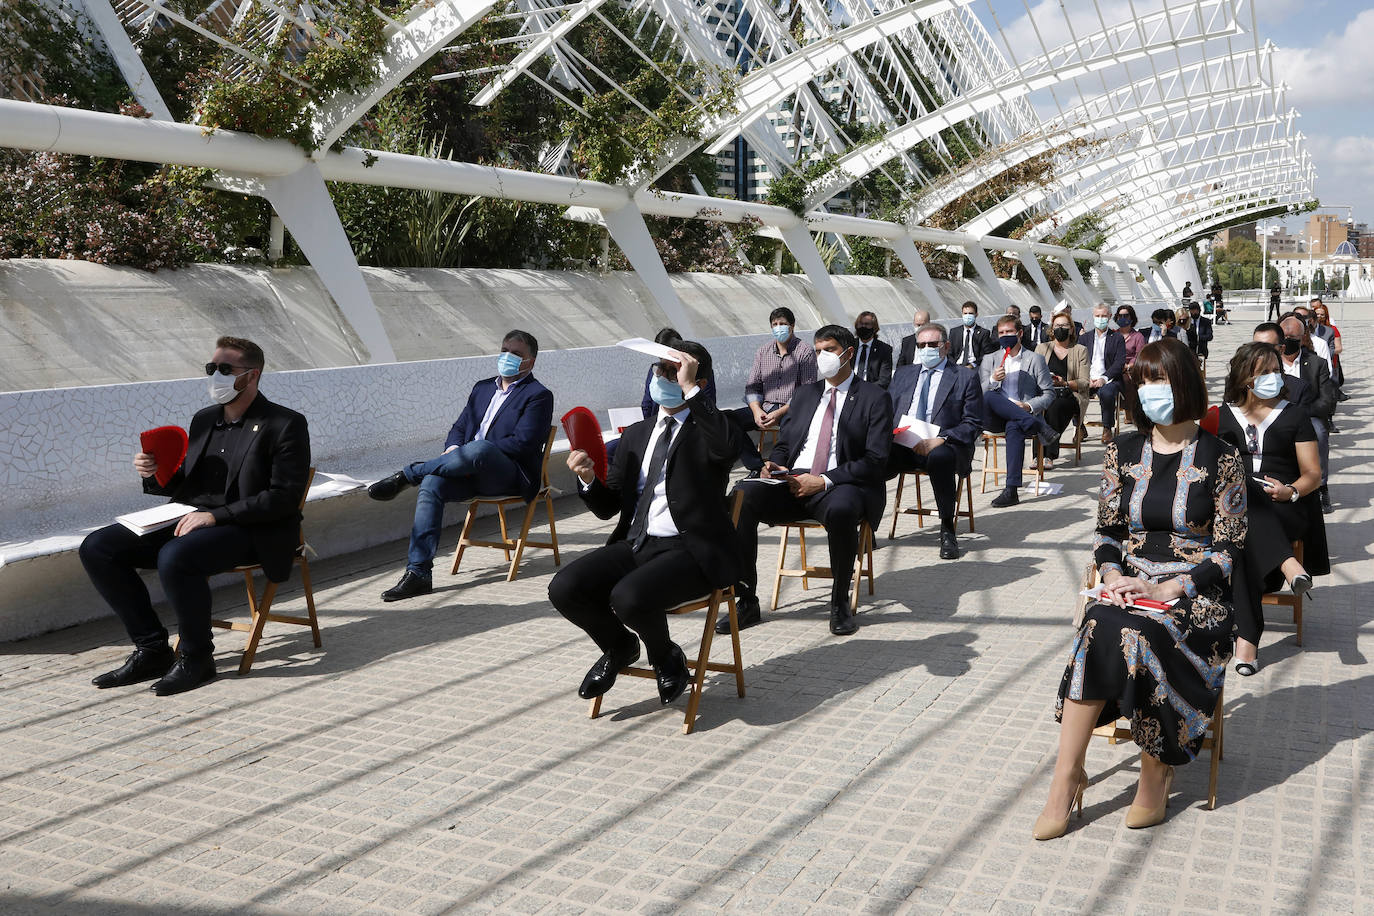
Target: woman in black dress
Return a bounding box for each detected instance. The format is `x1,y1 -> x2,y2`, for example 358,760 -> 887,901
1216,342 -> 1326,674
1035,339 -> 1246,839
1034,312 -> 1088,466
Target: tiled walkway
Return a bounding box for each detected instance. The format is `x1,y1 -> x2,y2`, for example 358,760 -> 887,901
2,311 -> 1370,914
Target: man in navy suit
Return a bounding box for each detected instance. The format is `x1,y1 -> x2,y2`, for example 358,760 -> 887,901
550,342 -> 743,705
369,329 -> 554,601
1079,304 -> 1127,442
979,315 -> 1057,508
727,325 -> 893,637
887,324 -> 983,559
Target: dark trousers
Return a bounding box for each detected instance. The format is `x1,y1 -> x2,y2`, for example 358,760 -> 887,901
1041,392 -> 1079,459
729,405 -> 773,471
983,389 -> 1052,488
79,523 -> 259,657
1267,299 -> 1281,322
548,537 -> 712,663
736,481 -> 866,604
887,445 -> 959,528
1094,379 -> 1122,428
1231,481 -> 1300,645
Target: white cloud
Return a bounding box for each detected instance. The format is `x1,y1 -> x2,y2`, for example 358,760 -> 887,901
1272,9 -> 1374,108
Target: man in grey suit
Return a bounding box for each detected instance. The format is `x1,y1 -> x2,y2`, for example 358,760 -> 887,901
979,315 -> 1057,508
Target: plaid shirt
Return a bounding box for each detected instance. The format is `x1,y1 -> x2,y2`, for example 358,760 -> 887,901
744,336 -> 818,406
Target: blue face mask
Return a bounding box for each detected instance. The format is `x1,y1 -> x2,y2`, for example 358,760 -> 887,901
1094,316 -> 1110,331
998,334 -> 1019,351
1116,315 -> 1132,328
962,313 -> 977,327
771,324 -> 792,343
1252,372 -> 1284,400
918,345 -> 943,369
648,373 -> 685,408
1137,383 -> 1175,425
496,351 -> 524,378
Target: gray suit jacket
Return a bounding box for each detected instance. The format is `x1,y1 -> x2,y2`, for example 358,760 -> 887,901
978,348 -> 1054,414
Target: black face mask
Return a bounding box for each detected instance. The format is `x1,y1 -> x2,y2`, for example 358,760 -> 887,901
856,326 -> 876,341
1052,327 -> 1071,342
1283,336 -> 1302,356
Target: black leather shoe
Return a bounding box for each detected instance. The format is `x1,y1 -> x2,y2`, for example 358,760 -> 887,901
1319,488 -> 1333,514
92,646 -> 175,688
150,653 -> 217,696
578,642 -> 641,699
939,528 -> 960,560
381,570 -> 432,602
991,487 -> 1020,508
368,471 -> 412,501
716,594 -> 762,635
829,596 -> 858,636
653,643 -> 690,705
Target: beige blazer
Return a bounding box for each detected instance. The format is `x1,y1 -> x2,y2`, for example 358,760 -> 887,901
1036,340 -> 1090,418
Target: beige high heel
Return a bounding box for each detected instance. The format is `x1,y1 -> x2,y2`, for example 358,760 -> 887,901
1033,770 -> 1088,840
1125,765 -> 1175,829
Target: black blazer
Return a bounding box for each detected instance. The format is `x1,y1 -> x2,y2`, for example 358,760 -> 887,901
1080,328 -> 1127,382
145,394 -> 311,582
1286,351 -> 1336,421
854,338 -> 893,388
579,390 -> 744,588
896,332 -> 917,369
949,324 -> 995,368
1021,320 -> 1051,350
888,363 -> 984,476
772,377 -> 893,526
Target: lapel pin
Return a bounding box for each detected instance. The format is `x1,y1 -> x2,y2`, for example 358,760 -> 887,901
252,425 -> 259,433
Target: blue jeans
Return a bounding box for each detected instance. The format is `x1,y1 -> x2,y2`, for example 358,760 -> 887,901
983,389 -> 1053,488
403,440 -> 526,576
1094,379 -> 1122,428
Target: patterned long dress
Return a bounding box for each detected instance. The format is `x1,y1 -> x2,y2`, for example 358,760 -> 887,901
1056,430 -> 1247,765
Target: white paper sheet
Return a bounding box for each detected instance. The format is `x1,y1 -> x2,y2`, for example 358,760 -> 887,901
617,338 -> 682,362
893,416 -> 941,448
115,502 -> 197,535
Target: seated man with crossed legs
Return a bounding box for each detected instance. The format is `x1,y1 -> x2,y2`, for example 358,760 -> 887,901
548,342 -> 743,705
368,329 -> 554,601
979,315 -> 1058,508
727,325 -> 893,637
887,323 -> 984,559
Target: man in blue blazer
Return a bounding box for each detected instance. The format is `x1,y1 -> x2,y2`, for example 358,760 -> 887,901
1079,304 -> 1127,442
727,325 -> 893,637
887,324 -> 983,559
369,330 -> 555,600
979,315 -> 1057,508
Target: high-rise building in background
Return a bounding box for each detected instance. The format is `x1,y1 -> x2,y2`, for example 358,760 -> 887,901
1305,213 -> 1350,257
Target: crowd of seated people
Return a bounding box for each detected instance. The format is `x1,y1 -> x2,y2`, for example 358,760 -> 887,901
79,303 -> 1347,847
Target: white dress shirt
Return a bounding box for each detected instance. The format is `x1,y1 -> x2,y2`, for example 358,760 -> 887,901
1310,335 -> 1333,375
476,374 -> 527,440
1089,330 -> 1108,381
959,326 -> 978,365
793,374 -> 854,484
640,407 -> 689,537
1001,349 -> 1025,402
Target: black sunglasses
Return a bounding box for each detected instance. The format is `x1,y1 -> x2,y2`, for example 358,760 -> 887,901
914,340 -> 943,349
205,362 -> 253,376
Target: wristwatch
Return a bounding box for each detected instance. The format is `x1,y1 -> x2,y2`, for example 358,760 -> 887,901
1288,485 -> 1300,503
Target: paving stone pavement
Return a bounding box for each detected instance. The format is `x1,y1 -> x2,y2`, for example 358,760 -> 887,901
1,311 -> 1370,915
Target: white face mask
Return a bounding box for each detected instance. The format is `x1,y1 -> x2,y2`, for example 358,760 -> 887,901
816,348 -> 849,380
208,370 -> 244,405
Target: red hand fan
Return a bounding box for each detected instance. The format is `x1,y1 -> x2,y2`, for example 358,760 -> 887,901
140,426 -> 189,487
561,407 -> 608,482
1199,405 -> 1219,436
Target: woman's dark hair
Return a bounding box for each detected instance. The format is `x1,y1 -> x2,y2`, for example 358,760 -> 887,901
1224,342 -> 1285,406
769,307 -> 796,326
1050,311 -> 1078,344
1126,338 -> 1207,430
654,326 -> 681,347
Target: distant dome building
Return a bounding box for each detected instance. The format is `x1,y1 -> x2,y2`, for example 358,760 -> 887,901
1332,240 -> 1359,258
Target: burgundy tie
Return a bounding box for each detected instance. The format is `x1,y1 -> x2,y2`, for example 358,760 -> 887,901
810,388 -> 837,475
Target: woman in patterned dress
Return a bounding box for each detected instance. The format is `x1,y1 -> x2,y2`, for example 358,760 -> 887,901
1034,339 -> 1247,839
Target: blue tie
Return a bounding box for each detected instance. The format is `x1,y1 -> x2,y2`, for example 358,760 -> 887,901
915,369 -> 933,423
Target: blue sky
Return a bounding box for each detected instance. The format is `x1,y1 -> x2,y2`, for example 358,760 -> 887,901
977,0 -> 1374,236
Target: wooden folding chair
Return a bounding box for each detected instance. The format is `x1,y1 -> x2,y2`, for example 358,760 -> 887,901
1093,692 -> 1225,810
756,426 -> 779,452
450,427 -> 560,582
771,518 -> 875,611
214,467 -> 321,675
980,431 -> 1045,493
887,470 -> 975,537
587,492 -> 747,734
1261,539 -> 1305,645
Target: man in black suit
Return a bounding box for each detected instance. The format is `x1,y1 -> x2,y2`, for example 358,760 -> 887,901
1187,302 -> 1213,358
1021,305 -> 1050,349
949,301 -> 995,370
895,309 -> 932,368
80,336 -> 311,696
853,311 -> 894,389
727,325 -> 893,637
887,324 -> 984,559
1271,316 -> 1337,513
1080,304 -> 1127,442
549,341 -> 744,705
